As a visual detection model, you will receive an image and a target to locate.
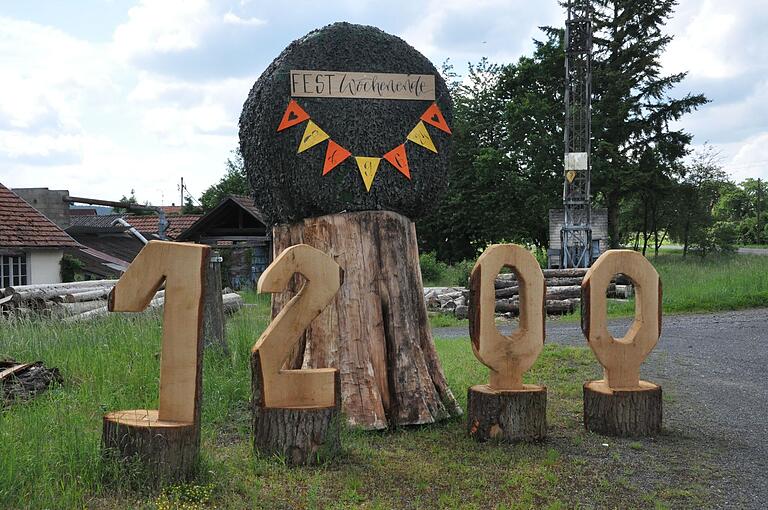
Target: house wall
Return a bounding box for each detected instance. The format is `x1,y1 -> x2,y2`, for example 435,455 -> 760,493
548,208 -> 609,253
28,249 -> 63,284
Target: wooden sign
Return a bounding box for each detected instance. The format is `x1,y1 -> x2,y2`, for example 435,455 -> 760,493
102,241 -> 209,480
466,244 -> 547,442
581,249 -> 663,436
251,244 -> 343,464
290,70 -> 436,100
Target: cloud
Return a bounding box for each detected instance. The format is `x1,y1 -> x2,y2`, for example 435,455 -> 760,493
223,12 -> 266,27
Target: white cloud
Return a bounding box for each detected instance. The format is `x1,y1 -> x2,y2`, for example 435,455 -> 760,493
223,11 -> 265,27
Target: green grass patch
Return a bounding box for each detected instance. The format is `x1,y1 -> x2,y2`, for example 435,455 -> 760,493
0,306 -> 720,509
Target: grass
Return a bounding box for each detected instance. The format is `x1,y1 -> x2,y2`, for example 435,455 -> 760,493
0,297 -> 722,509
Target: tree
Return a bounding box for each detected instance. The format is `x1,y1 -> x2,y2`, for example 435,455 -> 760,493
589,0 -> 708,247
200,150 -> 250,211
115,189 -> 153,215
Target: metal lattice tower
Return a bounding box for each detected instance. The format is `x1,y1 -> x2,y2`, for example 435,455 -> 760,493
561,0 -> 593,268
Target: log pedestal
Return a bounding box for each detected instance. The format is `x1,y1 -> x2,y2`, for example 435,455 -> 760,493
466,384 -> 547,442
102,409 -> 199,482
271,210 -> 461,430
251,353 -> 341,465
583,380 -> 662,437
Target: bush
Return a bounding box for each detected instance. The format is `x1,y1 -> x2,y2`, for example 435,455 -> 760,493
59,254 -> 85,282
419,252 -> 450,285
708,221 -> 738,253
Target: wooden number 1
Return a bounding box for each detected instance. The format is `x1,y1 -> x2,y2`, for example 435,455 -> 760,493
109,240 -> 209,423
252,244 -> 342,408
469,244 -> 546,390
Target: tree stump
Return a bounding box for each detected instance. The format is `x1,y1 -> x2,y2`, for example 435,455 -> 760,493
583,380 -> 662,437
202,251 -> 229,353
251,352 -> 341,465
102,410 -> 199,481
271,210 -> 461,429
467,384 -> 547,442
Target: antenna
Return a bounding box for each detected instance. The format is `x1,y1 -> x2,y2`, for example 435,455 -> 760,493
561,0 -> 593,268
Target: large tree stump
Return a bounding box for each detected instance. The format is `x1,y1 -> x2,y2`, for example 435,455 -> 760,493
102,410 -> 199,481
272,210 -> 461,429
251,352 -> 341,465
583,380 -> 662,437
202,251 -> 228,353
467,384 -> 546,442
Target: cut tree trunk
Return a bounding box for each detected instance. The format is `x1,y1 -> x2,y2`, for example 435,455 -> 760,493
102,410 -> 199,482
271,210 -> 461,430
251,351 -> 341,465
583,380 -> 662,437
466,384 -> 547,442
202,253 -> 228,353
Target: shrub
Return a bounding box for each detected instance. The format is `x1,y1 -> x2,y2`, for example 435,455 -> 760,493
419,252 -> 449,284
59,254 -> 85,282
708,221 -> 738,253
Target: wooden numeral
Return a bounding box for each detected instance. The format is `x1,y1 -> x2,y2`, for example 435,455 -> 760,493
468,244 -> 545,390
253,244 -> 342,408
581,249 -> 662,389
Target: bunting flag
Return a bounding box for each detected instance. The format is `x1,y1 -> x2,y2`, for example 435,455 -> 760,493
406,121 -> 437,153
355,157 -> 381,192
277,100 -> 310,131
420,103 -> 451,134
277,99 -> 452,191
383,144 -> 410,179
323,140 -> 352,175
298,120 -> 330,153
566,170 -> 577,184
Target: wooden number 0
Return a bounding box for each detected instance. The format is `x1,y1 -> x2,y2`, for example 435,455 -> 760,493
469,244 -> 545,390
108,240 -> 209,424
253,244 -> 342,408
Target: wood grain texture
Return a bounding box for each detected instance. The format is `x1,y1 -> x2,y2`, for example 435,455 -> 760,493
468,244 -> 545,391
581,250 -> 662,390
466,385 -> 547,442
253,244 -> 341,409
583,380 -> 662,437
271,211 -> 460,430
251,352 -> 341,465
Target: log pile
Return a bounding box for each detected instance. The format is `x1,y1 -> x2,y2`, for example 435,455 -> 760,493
0,280 -> 244,321
424,269 -> 633,317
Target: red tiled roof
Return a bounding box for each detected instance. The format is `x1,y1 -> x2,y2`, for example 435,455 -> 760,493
122,214 -> 202,239
0,183 -> 79,248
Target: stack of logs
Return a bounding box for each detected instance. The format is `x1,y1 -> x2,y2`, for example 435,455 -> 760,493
0,280 -> 244,321
425,268 -> 632,317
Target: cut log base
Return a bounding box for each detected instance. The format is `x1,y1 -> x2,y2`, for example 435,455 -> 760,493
466,384 -> 547,442
102,410 -> 199,483
252,355 -> 342,466
583,380 -> 662,437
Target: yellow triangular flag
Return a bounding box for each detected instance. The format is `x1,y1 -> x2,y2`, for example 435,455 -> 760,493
355,157 -> 381,192
297,120 -> 330,153
406,121 -> 437,153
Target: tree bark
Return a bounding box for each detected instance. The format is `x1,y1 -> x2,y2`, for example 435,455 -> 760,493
202,252 -> 228,353
251,351 -> 341,465
271,210 -> 461,430
583,380 -> 662,437
102,410 -> 199,482
466,384 -> 547,442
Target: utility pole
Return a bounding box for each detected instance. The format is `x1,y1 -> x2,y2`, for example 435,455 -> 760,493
561,0 -> 593,268
757,178 -> 763,245
180,177 -> 184,207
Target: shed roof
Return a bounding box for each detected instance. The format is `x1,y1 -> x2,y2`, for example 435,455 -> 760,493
0,183 -> 79,249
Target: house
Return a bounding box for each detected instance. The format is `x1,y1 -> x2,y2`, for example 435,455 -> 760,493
547,208 -> 608,268
177,195 -> 271,289
0,183 -> 80,286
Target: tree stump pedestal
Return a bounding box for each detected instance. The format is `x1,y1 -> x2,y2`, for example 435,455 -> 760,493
102,409 -> 199,481
251,353 -> 341,465
466,384 -> 547,442
583,380 -> 662,437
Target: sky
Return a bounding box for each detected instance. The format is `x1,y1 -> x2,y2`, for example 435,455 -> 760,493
1,0 -> 766,205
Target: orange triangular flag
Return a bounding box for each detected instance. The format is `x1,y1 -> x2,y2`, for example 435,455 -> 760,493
420,103 -> 452,134
355,157 -> 381,192
383,144 -> 410,179
323,140 -> 352,175
407,121 -> 437,153
277,100 -> 310,131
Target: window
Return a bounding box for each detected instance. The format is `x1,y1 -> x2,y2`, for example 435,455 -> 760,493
0,254 -> 28,287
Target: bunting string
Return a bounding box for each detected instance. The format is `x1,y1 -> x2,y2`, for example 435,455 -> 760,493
276,99 -> 452,192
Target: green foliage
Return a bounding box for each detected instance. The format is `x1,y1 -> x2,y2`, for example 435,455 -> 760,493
419,252 -> 474,287
714,178 -> 767,245
706,221 -> 738,254
200,150 -> 249,211
59,254 -> 85,282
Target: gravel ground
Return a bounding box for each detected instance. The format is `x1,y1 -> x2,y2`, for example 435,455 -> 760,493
433,308 -> 768,509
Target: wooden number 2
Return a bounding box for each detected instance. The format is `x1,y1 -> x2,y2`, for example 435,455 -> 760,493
469,244 -> 545,390
253,244 -> 342,408
581,249 -> 662,389
109,240 -> 209,423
